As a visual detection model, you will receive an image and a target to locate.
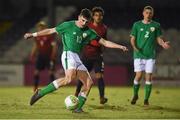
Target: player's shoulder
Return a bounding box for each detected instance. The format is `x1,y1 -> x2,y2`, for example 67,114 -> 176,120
133,20 -> 142,25
151,20 -> 161,26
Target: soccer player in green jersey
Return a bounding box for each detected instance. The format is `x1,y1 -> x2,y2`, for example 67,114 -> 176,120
130,6 -> 170,106
24,8 -> 128,113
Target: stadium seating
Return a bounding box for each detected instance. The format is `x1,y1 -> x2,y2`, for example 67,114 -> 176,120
0,6 -> 76,63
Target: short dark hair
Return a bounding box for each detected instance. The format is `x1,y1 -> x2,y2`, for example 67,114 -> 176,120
92,6 -> 104,16
79,8 -> 92,20
143,6 -> 154,13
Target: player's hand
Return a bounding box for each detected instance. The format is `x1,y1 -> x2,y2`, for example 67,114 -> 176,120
24,33 -> 33,39
120,46 -> 128,52
133,47 -> 140,52
162,41 -> 170,49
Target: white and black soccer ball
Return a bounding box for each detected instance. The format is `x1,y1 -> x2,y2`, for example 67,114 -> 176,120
64,95 -> 79,110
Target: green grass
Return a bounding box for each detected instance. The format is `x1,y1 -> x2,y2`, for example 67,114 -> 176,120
0,86 -> 180,119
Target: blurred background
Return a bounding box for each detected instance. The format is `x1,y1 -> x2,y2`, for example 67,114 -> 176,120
0,0 -> 180,87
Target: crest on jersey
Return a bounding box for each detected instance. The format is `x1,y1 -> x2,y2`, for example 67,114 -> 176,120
82,33 -> 87,38
140,28 -> 144,31
150,27 -> 155,32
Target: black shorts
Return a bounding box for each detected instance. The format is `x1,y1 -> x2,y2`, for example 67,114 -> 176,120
35,54 -> 55,71
82,56 -> 104,73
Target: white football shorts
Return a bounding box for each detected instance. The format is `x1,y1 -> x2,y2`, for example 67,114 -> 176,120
134,58 -> 155,73
61,51 -> 87,71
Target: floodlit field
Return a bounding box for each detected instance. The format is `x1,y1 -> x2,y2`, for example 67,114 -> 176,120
0,86 -> 180,119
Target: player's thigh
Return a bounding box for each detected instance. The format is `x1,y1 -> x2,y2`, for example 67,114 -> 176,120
35,55 -> 45,70
61,51 -> 87,71
134,59 -> 145,72
145,59 -> 155,73
82,59 -> 93,72
65,69 -> 77,80
76,70 -> 93,87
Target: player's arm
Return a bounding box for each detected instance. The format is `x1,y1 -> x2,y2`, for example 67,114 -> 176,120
24,28 -> 57,39
157,37 -> 170,49
130,36 -> 140,52
98,38 -> 128,52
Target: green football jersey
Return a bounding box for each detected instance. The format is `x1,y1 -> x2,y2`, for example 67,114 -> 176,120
130,20 -> 162,59
55,21 -> 99,54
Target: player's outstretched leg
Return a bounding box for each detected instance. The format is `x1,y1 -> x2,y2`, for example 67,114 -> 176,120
73,70 -> 93,113
30,81 -> 58,105
30,69 -> 76,105
131,79 -> 140,105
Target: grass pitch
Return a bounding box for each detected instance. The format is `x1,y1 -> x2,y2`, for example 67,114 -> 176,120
0,86 -> 180,119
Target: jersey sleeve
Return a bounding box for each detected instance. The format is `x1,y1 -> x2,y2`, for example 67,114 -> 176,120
130,23 -> 137,38
55,22 -> 68,34
156,23 -> 162,38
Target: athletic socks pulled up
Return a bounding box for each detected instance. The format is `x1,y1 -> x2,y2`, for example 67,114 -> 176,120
144,81 -> 152,100
39,81 -> 59,97
133,80 -> 140,96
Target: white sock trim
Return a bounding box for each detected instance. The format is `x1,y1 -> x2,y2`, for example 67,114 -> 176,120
145,81 -> 152,85
134,80 -> 140,85
53,80 -> 59,89
79,92 -> 87,98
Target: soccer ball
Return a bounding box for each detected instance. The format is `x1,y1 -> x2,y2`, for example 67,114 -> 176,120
64,95 -> 79,110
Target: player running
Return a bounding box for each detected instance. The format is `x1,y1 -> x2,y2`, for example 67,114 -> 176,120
24,8 -> 128,113
130,6 -> 170,106
30,21 -> 57,92
74,7 -> 108,104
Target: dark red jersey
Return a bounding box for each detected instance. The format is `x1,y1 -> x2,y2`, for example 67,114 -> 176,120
35,35 -> 54,57
82,22 -> 107,59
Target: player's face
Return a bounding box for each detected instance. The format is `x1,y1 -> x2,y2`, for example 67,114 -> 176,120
93,12 -> 103,24
78,15 -> 90,28
143,9 -> 153,21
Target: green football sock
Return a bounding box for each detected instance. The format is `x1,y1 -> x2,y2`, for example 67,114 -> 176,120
133,84 -> 140,96
144,84 -> 152,100
39,83 -> 57,97
77,95 -> 86,110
